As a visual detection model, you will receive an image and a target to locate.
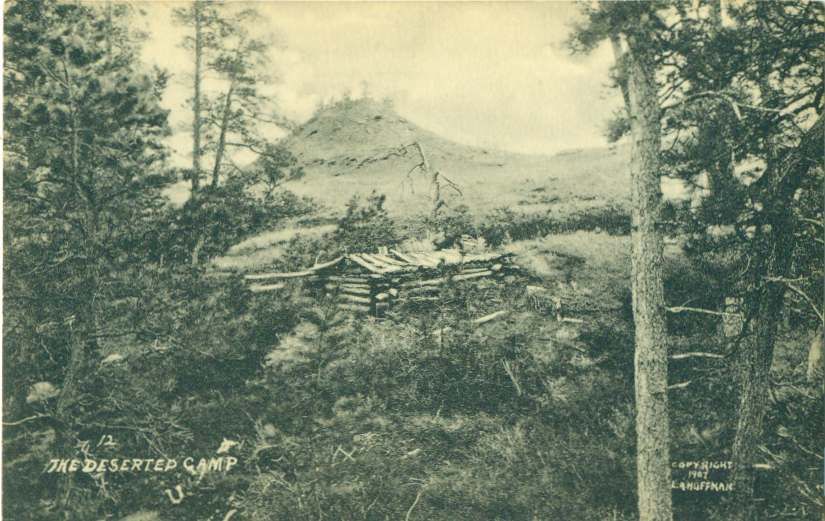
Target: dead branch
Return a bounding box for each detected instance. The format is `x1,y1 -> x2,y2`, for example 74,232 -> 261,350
502,360 -> 523,396
662,90 -> 793,120
335,445 -> 356,462
3,413 -> 52,427
405,488 -> 424,521
799,217 -> 824,228
669,352 -> 725,360
472,310 -> 509,325
666,306 -> 742,318
766,277 -> 824,323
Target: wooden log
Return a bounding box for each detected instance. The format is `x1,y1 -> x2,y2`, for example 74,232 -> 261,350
341,287 -> 371,296
390,250 -> 418,264
472,310 -> 508,325
249,283 -> 285,293
457,266 -> 491,275
245,270 -> 313,280
327,275 -> 373,284
404,285 -> 440,296
348,255 -> 389,273
401,277 -> 445,289
244,256 -> 345,280
341,282 -> 371,290
339,294 -> 371,305
457,267 -> 501,276
452,270 -> 493,282
338,303 -> 370,313
326,283 -> 371,295
370,254 -> 407,267
311,256 -> 345,270
669,352 -> 725,360
361,253 -> 405,271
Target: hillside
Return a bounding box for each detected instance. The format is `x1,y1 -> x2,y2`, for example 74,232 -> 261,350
213,97 -> 632,270
279,97 -> 631,219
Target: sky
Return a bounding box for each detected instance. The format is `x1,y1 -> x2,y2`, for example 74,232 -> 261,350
134,1 -> 623,167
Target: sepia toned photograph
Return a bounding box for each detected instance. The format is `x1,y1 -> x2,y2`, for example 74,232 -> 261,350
2,1 -> 823,520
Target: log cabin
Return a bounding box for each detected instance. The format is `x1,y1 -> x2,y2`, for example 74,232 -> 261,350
243,249 -> 517,316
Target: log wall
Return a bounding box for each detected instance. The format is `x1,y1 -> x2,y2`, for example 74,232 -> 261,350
321,261 -> 514,317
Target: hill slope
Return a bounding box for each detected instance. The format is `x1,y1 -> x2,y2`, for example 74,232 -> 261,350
214,98 -> 631,270
280,97 -> 630,219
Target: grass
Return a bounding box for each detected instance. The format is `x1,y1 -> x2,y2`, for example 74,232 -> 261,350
282,144 -> 632,220
505,231 -> 631,280
212,223 -> 335,272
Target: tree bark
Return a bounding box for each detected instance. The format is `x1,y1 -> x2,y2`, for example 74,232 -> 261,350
191,1 -> 203,193
211,82 -> 235,188
625,35 -> 674,521
701,0 -> 736,208
729,114 -> 822,521
730,283 -> 784,521
609,34 -> 631,110
729,209 -> 793,521
56,57 -> 102,512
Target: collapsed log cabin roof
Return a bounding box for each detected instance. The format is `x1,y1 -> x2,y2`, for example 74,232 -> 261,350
245,249 -> 513,281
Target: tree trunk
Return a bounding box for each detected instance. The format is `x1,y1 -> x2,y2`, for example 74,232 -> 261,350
729,114 -> 822,520
211,82 -> 235,188
625,35 -> 673,521
56,75 -> 101,510
730,230 -> 790,521
191,234 -> 205,267
191,1 -> 203,193
609,34 -> 631,110
701,0 -> 736,210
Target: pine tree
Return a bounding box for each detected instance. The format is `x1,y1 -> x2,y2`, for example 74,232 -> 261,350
653,3 -> 823,517
4,1 -> 171,511
570,4 -> 674,519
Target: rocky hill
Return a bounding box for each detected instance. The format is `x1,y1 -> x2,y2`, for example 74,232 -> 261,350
214,98 -> 632,270
279,97 -> 631,219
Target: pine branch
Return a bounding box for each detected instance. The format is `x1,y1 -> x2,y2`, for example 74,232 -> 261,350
765,277 -> 824,323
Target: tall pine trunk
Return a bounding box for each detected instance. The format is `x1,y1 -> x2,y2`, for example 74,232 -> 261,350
625,35 -> 673,521
211,82 -> 235,188
729,214 -> 793,521
729,114 -> 822,520
55,62 -> 102,510
191,1 -> 203,193
702,0 -> 736,207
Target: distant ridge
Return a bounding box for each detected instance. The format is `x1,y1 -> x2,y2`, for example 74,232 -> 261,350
279,97 -> 631,218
